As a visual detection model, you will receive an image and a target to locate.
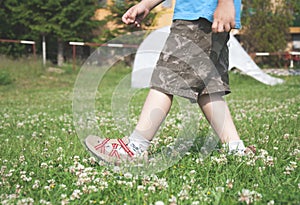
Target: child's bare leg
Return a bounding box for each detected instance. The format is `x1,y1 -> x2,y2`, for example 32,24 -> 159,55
135,88 -> 173,141
84,89 -> 173,161
197,93 -> 240,143
119,89 -> 173,154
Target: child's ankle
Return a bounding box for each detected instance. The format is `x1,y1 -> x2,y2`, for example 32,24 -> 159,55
127,130 -> 150,154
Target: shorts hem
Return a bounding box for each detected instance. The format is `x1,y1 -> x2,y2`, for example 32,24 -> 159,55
150,86 -> 231,103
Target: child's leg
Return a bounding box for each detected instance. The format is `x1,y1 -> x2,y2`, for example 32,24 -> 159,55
85,89 -> 173,162
197,93 -> 240,143
134,88 -> 173,141
118,88 -> 173,155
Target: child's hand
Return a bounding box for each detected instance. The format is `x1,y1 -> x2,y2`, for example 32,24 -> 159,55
122,3 -> 150,27
212,0 -> 236,33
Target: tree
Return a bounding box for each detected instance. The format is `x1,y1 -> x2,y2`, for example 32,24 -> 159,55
0,0 -> 35,57
241,0 -> 299,53
0,0 -> 101,65
98,0 -> 157,43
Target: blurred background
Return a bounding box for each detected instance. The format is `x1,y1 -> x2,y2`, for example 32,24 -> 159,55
0,0 -> 299,69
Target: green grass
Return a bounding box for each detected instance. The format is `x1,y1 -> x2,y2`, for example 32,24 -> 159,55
0,57 -> 299,205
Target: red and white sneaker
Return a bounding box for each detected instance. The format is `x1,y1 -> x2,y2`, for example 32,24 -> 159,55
84,135 -> 148,165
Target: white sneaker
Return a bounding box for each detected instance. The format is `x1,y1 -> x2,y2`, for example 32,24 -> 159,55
223,140 -> 256,156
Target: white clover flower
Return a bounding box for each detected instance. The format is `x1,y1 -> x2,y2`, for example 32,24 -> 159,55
216,186 -> 225,193
70,189 -> 82,200
148,185 -> 156,192
283,133 -> 290,139
61,198 -> 69,205
284,162 -> 297,175
61,194 -> 67,199
246,159 -> 256,166
178,189 -> 189,200
156,178 -> 168,189
264,156 -> 275,167
226,179 -> 234,189
88,157 -> 96,165
88,185 -> 98,193
252,191 -> 262,202
17,122 -> 24,128
32,180 -> 40,189
211,154 -> 227,165
195,158 -> 204,164
137,185 -> 145,191
39,199 -> 52,205
56,147 -> 63,153
258,166 -> 265,173
126,181 -> 134,188
1,165 -> 7,173
154,201 -> 164,205
238,188 -> 262,204
69,166 -> 75,173
168,195 -> 177,203
290,161 -> 297,169
238,189 -> 251,204
124,172 -> 133,179
47,179 -> 55,184
190,170 -> 196,175
73,156 -> 80,162
17,197 -> 34,205
19,155 -> 25,163
291,148 -> 300,156
20,174 -> 26,180
259,149 -> 269,157
44,186 -> 51,191
98,181 -> 108,190
32,132 -> 37,137
4,172 -> 13,177
59,184 -> 67,190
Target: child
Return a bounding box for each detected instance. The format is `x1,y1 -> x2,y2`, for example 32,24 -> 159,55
85,0 -> 255,164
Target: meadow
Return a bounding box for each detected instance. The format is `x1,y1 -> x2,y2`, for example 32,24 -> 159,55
0,57 -> 299,205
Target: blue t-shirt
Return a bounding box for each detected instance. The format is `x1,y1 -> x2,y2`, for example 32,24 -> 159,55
173,0 -> 242,29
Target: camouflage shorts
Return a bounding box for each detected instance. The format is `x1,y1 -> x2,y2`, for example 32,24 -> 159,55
150,18 -> 230,103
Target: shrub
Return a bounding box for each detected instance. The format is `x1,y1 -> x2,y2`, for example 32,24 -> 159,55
0,71 -> 13,85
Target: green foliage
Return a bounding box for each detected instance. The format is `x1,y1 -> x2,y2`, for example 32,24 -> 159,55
291,1 -> 300,26
98,0 -> 157,43
22,0 -> 99,41
0,0 -> 34,56
0,0 -> 101,61
241,0 -> 298,53
0,71 -> 13,85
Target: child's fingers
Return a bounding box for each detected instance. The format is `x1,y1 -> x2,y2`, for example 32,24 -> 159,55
212,21 -> 234,33
224,23 -> 231,32
122,8 -> 137,24
212,21 -> 220,33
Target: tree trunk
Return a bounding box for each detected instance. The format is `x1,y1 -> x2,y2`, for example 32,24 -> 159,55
57,38 -> 64,66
